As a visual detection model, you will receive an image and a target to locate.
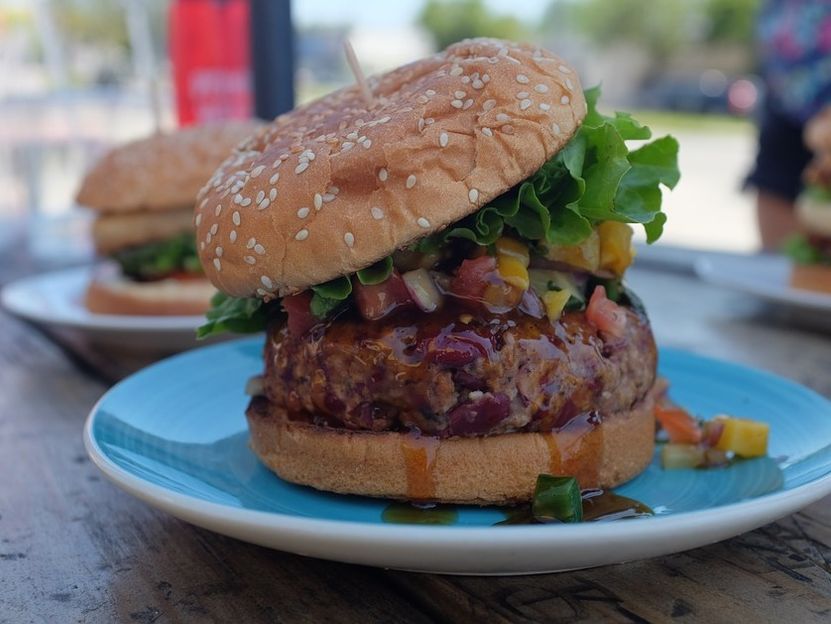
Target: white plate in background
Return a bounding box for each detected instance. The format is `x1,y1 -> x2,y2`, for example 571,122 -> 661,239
1,266 -> 217,351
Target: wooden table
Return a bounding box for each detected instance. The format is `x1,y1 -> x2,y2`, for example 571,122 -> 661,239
2,241 -> 831,624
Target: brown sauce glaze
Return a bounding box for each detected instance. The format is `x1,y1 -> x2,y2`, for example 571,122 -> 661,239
401,435 -> 439,501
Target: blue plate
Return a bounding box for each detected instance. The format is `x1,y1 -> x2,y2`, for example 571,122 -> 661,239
85,339 -> 831,574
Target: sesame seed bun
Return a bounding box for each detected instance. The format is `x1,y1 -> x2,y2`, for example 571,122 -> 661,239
246,381 -> 657,505
85,267 -> 216,316
76,121 -> 264,214
195,38 -> 587,298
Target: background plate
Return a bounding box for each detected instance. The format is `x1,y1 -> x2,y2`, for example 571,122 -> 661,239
85,338 -> 831,574
2,266 -> 210,350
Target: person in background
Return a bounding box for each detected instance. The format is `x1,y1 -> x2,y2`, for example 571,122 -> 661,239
746,1 -> 831,250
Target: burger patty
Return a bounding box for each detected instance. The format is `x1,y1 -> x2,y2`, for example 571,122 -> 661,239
263,299 -> 657,437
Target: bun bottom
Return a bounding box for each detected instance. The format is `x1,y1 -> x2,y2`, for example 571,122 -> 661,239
790,263 -> 831,295
247,383 -> 658,505
85,272 -> 215,316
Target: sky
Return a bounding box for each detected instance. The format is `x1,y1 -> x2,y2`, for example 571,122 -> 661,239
293,0 -> 550,28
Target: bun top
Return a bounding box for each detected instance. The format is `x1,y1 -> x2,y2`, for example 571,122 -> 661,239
76,121 -> 263,213
797,193 -> 831,237
196,38 -> 586,298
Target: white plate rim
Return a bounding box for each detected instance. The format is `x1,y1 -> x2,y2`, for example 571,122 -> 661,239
694,254 -> 831,310
1,266 -> 205,332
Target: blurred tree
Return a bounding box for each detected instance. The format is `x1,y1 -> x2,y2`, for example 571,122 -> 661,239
418,0 -> 527,50
703,0 -> 760,45
52,0 -> 130,50
551,0 -> 691,58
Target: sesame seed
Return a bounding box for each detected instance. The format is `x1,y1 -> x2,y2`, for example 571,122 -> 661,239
232,211 -> 241,226
344,232 -> 355,247
416,94 -> 429,104
469,188 -> 479,203
454,90 -> 465,98
417,217 -> 431,228
216,246 -> 223,257
535,84 -> 549,94
482,127 -> 493,137
269,188 -> 277,201
269,172 -> 280,185
215,205 -> 222,216
498,47 -> 508,57
200,241 -> 205,250
234,194 -> 243,205
251,165 -> 265,177
463,98 -> 474,110
426,89 -> 436,97
451,99 -> 463,109
418,118 -> 425,132
254,244 -> 265,254
379,168 -> 388,182
256,288 -> 267,297
258,198 -> 270,210
496,113 -> 511,122
322,193 -> 336,203
461,76 -> 470,84
230,230 -> 237,242
210,223 -> 218,235
450,65 -> 463,76
520,98 -> 532,110
439,132 -> 449,147
295,229 -> 309,241
347,131 -> 358,140
247,237 -> 256,249
213,258 -> 221,271
565,78 -> 574,91
329,185 -> 340,194
314,193 -> 322,210
539,103 -> 551,111
341,142 -> 354,151
261,275 -> 273,289
558,64 -> 572,74
379,115 -> 391,123
516,91 -> 529,99
516,74 -> 529,84
362,139 -> 372,148
297,207 -> 310,218
482,74 -> 490,83
295,162 -> 309,174
472,79 -> 484,89
406,175 -> 417,189
561,95 -> 570,105
240,197 -> 252,207
506,56 -> 520,64
244,255 -> 256,265
551,122 -> 562,134
371,206 -> 384,220
425,117 -> 435,125
256,190 -> 265,203
483,99 -> 496,111
195,214 -> 202,226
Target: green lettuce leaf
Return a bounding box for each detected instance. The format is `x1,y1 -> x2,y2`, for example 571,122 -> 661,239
309,275 -> 353,319
112,232 -> 202,280
783,234 -> 831,265
196,292 -> 271,339
417,85 -> 679,251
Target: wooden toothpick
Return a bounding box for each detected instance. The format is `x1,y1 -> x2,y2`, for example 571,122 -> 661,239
343,40 -> 374,108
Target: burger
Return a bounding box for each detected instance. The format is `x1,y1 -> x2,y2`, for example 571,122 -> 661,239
196,39 -> 679,504
76,121 -> 261,315
786,108 -> 831,294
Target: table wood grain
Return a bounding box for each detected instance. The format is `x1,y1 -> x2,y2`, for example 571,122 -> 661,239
2,244 -> 831,623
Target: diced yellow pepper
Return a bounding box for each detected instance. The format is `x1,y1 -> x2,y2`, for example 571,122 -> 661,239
598,221 -> 634,276
542,289 -> 571,320
497,255 -> 529,290
545,229 -> 600,272
713,416 -> 769,458
495,237 -> 530,267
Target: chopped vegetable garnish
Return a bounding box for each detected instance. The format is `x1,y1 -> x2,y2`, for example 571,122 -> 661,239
655,405 -> 702,445
713,416 -> 769,458
661,443 -> 705,469
531,474 -> 583,523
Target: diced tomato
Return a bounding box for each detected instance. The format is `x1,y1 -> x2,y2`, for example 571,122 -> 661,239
353,271 -> 413,320
450,255 -> 497,301
586,285 -> 627,337
655,405 -> 703,444
282,291 -> 316,336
